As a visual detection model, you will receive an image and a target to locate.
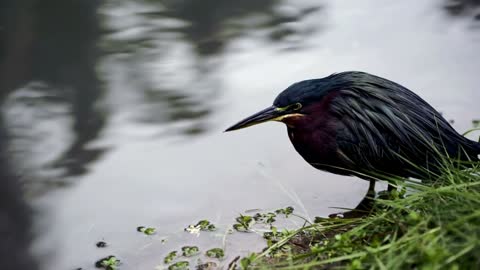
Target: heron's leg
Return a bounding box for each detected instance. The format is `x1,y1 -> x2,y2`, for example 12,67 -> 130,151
348,180 -> 376,216
378,182 -> 399,200
367,179 -> 376,195
355,180 -> 376,211
329,180 -> 375,218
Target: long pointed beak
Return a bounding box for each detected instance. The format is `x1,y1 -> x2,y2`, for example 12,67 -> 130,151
225,106 -> 280,132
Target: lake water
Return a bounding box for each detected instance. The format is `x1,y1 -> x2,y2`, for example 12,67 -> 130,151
2,0 -> 480,269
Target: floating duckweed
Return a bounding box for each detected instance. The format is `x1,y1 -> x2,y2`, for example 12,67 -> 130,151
233,215 -> 255,232
185,225 -> 201,235
232,224 -> 245,232
95,255 -> 120,270
196,261 -> 217,270
168,261 -> 189,270
263,229 -> 285,241
239,253 -> 257,269
181,246 -> 200,257
137,226 -> 156,235
195,220 -> 216,231
164,251 -> 178,264
472,119 -> 480,128
185,220 -> 216,234
96,241 -> 107,248
263,226 -> 288,247
144,228 -> 156,235
205,248 -> 224,259
275,206 -> 294,217
253,212 -> 276,224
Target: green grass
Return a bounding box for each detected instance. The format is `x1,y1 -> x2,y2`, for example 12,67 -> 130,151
239,160 -> 480,270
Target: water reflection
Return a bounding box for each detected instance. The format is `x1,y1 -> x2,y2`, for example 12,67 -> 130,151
1,0 -> 323,185
148,0 -> 321,56
444,0 -> 480,20
1,0 -> 106,186
31,0 -> 107,177
104,0 -> 322,56
1,0 -> 480,269
100,0 -> 322,135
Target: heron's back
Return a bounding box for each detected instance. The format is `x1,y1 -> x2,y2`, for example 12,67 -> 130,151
304,72 -> 480,179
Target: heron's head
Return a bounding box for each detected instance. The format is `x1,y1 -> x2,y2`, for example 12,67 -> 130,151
225,77 -> 335,132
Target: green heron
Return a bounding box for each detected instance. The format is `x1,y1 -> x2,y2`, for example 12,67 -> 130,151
225,71 -> 480,213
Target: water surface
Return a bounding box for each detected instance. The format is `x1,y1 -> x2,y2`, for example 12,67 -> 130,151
2,0 -> 480,269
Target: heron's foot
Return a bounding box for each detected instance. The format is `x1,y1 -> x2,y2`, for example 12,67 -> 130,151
328,208 -> 371,219
377,190 -> 394,200
328,184 -> 406,219
328,191 -> 375,219
378,184 -> 405,200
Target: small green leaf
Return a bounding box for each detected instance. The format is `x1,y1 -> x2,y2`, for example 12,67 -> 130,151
233,214 -> 255,232
233,223 -> 248,232
144,227 -> 156,235
205,248 -> 224,259
185,225 -> 201,235
275,206 -> 294,217
96,241 -> 107,248
197,220 -> 210,228
181,246 -> 200,257
137,226 -> 156,235
95,255 -> 120,270
164,251 -> 177,264
197,262 -> 217,270
263,229 -> 285,243
184,220 -> 217,234
236,215 -> 254,226
240,257 -> 251,269
472,119 -> 480,128
168,261 -> 189,270
239,253 -> 257,269
253,212 -> 277,224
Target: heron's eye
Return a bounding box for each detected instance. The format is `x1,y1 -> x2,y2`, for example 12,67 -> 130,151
292,103 -> 302,110
276,103 -> 302,112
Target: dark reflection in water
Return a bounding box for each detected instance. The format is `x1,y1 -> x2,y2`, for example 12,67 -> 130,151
1,0 -> 106,183
101,0 -> 322,135
142,0 -> 321,56
444,0 -> 480,20
33,0 -> 107,177
0,0 -> 323,187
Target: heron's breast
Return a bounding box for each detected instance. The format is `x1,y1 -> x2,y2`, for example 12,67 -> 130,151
287,125 -> 339,168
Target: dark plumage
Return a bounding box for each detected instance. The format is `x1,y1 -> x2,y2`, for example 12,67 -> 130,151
226,71 -> 480,182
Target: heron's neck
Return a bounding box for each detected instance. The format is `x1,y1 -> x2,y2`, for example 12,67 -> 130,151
283,112 -> 327,131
